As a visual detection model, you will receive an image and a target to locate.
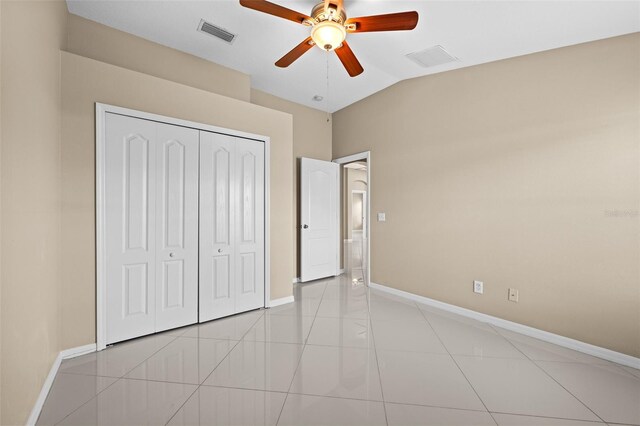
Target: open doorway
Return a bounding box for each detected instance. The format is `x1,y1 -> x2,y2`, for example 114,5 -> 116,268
333,152 -> 370,286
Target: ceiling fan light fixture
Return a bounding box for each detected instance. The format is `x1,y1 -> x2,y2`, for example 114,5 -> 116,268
311,20 -> 346,51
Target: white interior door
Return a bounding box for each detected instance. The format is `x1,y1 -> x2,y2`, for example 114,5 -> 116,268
300,158 -> 339,282
105,114 -> 157,344
105,114 -> 199,344
154,123 -> 199,332
199,132 -> 265,321
234,138 -> 265,312
199,132 -> 236,321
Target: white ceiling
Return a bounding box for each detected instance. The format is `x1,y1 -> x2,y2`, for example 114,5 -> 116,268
66,0 -> 640,112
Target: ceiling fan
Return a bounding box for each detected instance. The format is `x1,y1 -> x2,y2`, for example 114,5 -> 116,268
239,0 -> 419,77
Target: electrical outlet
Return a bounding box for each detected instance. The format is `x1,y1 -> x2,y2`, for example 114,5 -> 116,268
377,212 -> 386,222
508,288 -> 519,302
473,280 -> 483,294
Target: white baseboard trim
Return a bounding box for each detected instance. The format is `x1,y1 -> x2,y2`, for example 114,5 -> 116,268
292,277 -> 300,284
338,269 -> 345,275
368,282 -> 640,370
27,343 -> 98,425
269,295 -> 295,308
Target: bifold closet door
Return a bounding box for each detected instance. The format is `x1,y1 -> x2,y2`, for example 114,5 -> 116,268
199,131 -> 265,322
154,122 -> 199,332
105,113 -> 198,344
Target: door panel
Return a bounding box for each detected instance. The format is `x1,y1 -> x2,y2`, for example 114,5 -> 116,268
212,254 -> 231,299
124,135 -> 150,252
155,123 -> 199,331
106,113 -> 157,344
300,158 -> 339,282
214,148 -> 231,245
162,260 -> 184,309
235,139 -> 264,312
123,263 -> 149,316
200,132 -> 236,321
240,152 -> 256,242
163,141 -> 186,249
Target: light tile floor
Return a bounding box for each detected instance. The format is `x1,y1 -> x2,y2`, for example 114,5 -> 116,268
38,276 -> 640,425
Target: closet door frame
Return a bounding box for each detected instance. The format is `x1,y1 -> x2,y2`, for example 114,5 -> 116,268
95,103 -> 271,351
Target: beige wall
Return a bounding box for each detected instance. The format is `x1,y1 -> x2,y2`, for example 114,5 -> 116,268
66,14 -> 250,102
61,52 -> 294,349
64,17 -> 333,282
250,89 -> 332,279
0,1 -> 68,424
333,34 -> 640,357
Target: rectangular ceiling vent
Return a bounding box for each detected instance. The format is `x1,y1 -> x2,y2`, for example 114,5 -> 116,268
406,45 -> 458,68
198,19 -> 236,44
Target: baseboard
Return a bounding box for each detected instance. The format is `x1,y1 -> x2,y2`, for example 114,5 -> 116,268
292,277 -> 300,284
338,269 -> 345,275
27,343 -> 98,425
368,282 -> 640,370
269,295 -> 295,308
60,343 -> 97,359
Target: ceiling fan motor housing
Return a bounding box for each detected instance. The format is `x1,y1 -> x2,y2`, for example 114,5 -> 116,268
310,2 -> 348,51
311,2 -> 346,24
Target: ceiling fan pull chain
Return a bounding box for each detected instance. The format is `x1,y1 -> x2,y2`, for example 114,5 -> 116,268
326,51 -> 330,123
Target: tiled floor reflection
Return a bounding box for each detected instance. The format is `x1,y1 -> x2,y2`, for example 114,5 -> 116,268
39,274 -> 639,424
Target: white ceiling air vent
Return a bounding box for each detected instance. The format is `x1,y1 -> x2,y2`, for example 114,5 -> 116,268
198,19 -> 236,44
406,45 -> 458,68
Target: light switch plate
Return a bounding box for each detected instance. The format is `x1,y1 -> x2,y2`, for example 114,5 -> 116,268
508,288 -> 519,302
377,213 -> 386,222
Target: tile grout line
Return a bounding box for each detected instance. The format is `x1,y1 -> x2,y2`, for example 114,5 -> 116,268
162,383 -> 200,426
493,325 -> 640,383
164,311 -> 266,425
416,303 -> 500,426
196,311 -> 265,385
367,297 -> 389,426
275,279 -> 329,425
488,410 -> 609,424
51,375 -> 121,426
52,334 -> 181,425
488,323 -> 608,424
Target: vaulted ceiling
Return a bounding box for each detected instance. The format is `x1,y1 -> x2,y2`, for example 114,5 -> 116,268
67,1 -> 640,112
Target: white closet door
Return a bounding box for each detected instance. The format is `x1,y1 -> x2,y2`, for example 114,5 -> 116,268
234,138 -> 265,312
105,113 -> 157,344
154,123 -> 199,331
199,132 -> 236,321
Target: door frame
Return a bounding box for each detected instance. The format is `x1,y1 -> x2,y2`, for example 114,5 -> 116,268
333,151 -> 371,285
95,103 -> 271,350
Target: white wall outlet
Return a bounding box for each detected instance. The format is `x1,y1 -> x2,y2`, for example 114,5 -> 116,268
508,288 -> 519,302
377,212 -> 386,222
473,280 -> 483,294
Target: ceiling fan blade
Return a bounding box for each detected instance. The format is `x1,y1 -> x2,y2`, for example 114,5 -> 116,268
335,41 -> 364,77
275,37 -> 314,68
345,11 -> 419,32
239,0 -> 312,25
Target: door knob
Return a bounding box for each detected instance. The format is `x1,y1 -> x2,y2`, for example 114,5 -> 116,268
303,224 -> 309,229
169,252 -> 175,258
218,248 -> 223,253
